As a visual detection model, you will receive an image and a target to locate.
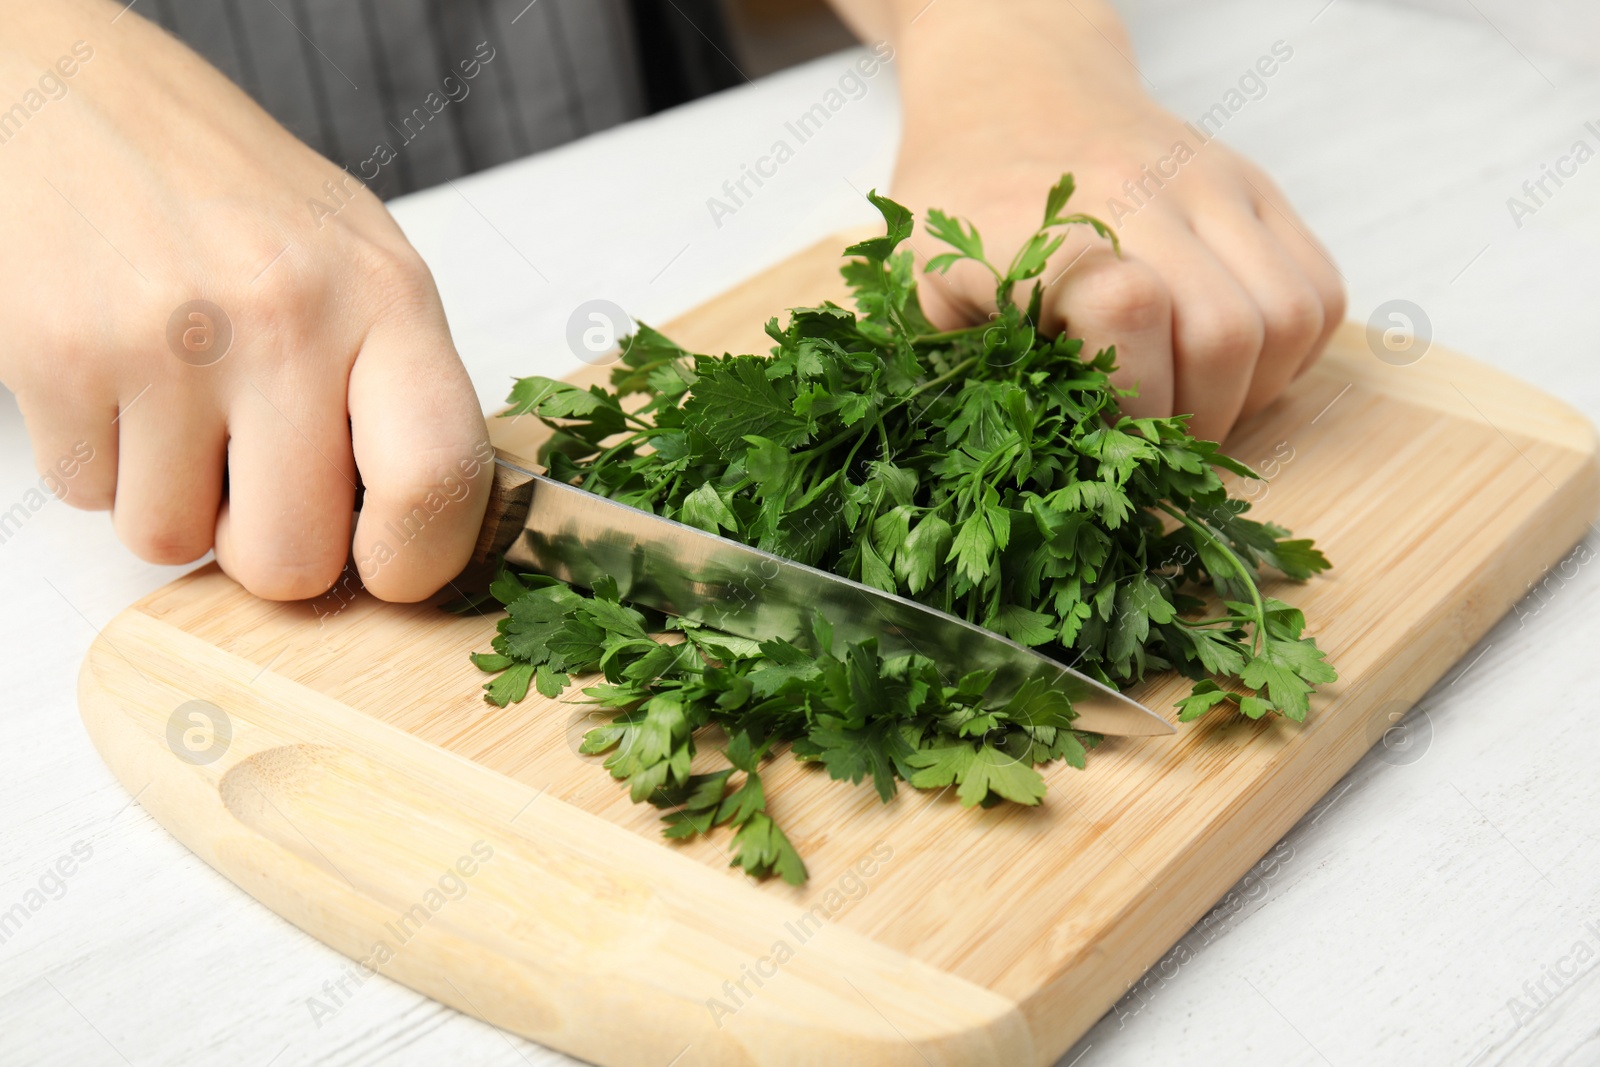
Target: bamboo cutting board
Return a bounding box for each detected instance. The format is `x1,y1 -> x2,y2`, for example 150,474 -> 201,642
79,236 -> 1599,1066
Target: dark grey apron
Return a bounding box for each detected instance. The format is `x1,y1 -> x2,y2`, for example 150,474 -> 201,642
144,0 -> 741,197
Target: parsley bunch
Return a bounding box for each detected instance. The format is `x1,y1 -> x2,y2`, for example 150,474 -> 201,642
469,176 -> 1335,883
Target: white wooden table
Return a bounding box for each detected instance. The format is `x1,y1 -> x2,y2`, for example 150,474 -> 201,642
3,1 -> 1598,1063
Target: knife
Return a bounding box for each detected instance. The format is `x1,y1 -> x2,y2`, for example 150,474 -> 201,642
472,453 -> 1174,737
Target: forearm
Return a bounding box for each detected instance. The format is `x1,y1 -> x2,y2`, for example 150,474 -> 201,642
824,0 -> 1146,142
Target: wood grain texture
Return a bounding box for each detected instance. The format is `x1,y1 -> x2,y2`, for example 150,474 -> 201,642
77,234 -> 1600,1067
471,457 -> 537,566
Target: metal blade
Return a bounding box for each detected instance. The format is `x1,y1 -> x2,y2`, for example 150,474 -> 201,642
500,461 -> 1174,737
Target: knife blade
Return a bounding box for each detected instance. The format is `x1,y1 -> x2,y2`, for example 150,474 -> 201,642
474,454 -> 1173,737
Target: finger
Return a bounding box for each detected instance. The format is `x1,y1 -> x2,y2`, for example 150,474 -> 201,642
14,385 -> 118,511
112,386 -> 226,564
348,315 -> 492,603
1042,248 -> 1176,419
914,244 -> 999,330
1146,223 -> 1266,442
1251,188 -> 1347,377
215,371 -> 356,600
906,195 -> 1036,330
1192,204 -> 1326,422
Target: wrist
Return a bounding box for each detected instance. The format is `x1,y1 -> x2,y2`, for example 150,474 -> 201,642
885,0 -> 1150,146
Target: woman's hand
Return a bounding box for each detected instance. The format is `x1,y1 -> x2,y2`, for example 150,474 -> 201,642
0,0 -> 492,601
836,0 -> 1346,442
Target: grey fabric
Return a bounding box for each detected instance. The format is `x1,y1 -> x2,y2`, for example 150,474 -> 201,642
145,0 -> 648,197
625,0 -> 743,109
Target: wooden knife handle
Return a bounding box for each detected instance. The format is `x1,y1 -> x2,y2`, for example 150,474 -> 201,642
470,453 -> 539,565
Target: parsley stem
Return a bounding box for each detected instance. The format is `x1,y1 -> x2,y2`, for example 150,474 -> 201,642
1157,502 -> 1267,655
841,426 -> 876,472
902,356 -> 978,404
959,438 -> 1016,512
799,424 -> 864,460
1179,615 -> 1255,628
910,325 -> 987,346
579,430 -> 651,489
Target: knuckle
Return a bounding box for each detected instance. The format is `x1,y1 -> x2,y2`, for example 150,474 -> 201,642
1183,301 -> 1265,368
1241,161 -> 1284,201
221,227 -> 294,284
1073,263 -> 1170,334
156,249 -> 319,359
1321,278 -> 1349,334
1262,284 -> 1325,351
190,227 -> 297,305
357,242 -> 438,317
230,551 -> 346,602
118,516 -> 212,566
366,444 -> 482,513
235,253 -> 325,327
60,483 -> 114,512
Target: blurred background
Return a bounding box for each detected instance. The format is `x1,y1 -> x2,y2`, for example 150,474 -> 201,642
1379,0 -> 1600,64
714,0 -> 1600,76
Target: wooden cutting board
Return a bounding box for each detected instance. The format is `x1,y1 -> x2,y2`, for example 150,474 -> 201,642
78,236 -> 1599,1066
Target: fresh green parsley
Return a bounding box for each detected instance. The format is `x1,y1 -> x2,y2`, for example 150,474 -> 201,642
465,175 -> 1335,884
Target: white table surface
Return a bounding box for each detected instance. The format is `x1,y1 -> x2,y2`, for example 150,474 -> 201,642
4,1 -> 1599,1064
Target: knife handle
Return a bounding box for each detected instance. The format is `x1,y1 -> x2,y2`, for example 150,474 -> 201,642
471,454 -> 539,565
